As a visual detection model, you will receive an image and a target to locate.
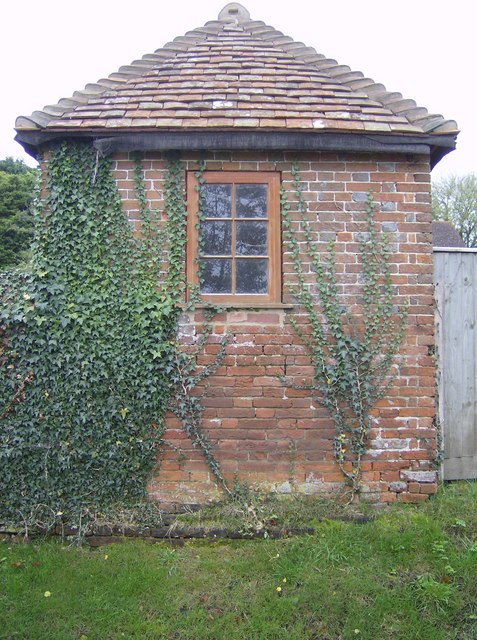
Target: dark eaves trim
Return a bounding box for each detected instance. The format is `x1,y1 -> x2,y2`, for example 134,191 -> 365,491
15,129 -> 456,169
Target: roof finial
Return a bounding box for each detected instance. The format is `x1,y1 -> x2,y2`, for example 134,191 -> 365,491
218,3 -> 251,23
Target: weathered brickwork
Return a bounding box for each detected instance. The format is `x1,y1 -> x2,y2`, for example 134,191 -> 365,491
112,150 -> 438,507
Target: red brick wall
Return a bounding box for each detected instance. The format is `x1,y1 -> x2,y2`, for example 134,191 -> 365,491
112,150 -> 438,507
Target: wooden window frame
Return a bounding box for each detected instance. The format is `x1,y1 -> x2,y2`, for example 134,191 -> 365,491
186,171 -> 281,305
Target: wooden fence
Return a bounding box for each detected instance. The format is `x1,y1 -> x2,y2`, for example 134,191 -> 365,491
434,248 -> 477,480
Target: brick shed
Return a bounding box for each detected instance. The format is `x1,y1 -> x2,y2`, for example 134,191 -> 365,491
15,3 -> 458,506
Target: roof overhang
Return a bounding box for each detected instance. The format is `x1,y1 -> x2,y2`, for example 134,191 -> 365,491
15,129 -> 457,169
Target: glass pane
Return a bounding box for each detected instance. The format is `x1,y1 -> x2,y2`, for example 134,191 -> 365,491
236,259 -> 268,294
236,221 -> 267,256
201,221 -> 232,256
200,259 -> 232,294
201,184 -> 232,218
236,184 -> 267,218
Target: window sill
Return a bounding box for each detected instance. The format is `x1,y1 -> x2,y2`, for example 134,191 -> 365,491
181,302 -> 295,310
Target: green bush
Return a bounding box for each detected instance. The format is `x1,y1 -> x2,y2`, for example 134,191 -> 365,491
0,157 -> 38,269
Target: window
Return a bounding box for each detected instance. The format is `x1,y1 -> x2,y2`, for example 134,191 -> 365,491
186,171 -> 281,304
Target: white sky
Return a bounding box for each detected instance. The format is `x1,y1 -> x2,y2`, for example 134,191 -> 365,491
2,0 -> 475,180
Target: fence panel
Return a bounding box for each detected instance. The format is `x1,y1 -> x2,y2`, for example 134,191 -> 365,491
434,248 -> 477,480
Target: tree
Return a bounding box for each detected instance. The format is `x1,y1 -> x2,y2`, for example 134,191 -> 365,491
432,173 -> 477,247
0,157 -> 38,270
0,156 -> 36,176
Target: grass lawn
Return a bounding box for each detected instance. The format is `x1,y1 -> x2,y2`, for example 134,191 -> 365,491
0,482 -> 476,640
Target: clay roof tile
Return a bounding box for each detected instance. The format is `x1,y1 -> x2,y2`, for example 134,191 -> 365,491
15,2 -> 458,146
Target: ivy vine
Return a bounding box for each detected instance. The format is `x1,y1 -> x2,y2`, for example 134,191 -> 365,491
152,155 -> 231,493
0,144 -> 230,534
281,162 -> 408,497
0,144 -> 407,529
0,143 -> 184,529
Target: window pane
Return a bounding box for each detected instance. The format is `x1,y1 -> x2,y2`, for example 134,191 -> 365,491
236,221 -> 267,256
236,184 -> 267,218
200,259 -> 232,293
201,184 -> 232,218
201,221 -> 232,256
236,259 -> 268,294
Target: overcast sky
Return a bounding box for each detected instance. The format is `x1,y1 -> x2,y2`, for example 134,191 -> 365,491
2,0 -> 474,180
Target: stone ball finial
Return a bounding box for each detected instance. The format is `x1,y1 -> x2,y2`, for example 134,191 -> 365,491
218,3 -> 251,22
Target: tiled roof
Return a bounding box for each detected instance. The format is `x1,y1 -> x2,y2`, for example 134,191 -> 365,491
432,221 -> 466,248
15,3 -> 458,138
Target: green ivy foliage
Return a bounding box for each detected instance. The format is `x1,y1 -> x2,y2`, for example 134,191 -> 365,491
0,143 -> 181,528
281,162 -> 408,496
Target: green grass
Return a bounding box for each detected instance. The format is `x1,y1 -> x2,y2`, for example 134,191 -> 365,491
1,482 -> 476,640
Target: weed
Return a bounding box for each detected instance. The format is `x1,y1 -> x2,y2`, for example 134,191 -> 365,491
414,574 -> 453,613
